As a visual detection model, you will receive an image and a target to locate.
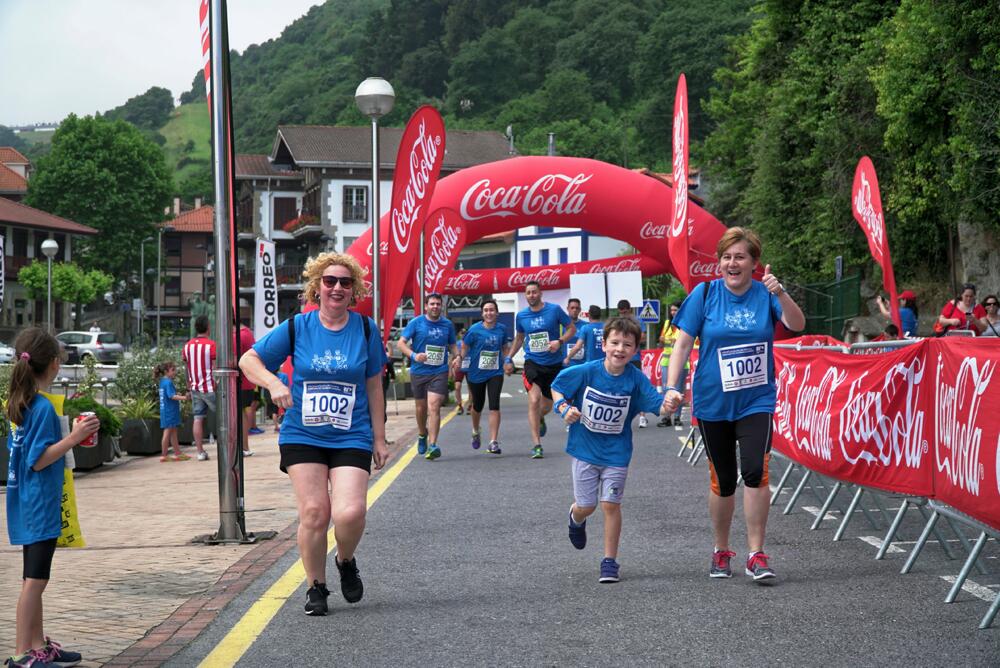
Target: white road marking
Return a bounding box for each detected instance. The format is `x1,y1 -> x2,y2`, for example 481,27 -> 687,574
500,392 -> 512,398
802,505 -> 839,519
858,535 -> 905,553
940,576 -> 999,603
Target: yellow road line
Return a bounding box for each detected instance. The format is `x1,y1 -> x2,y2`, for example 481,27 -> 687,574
200,407 -> 459,667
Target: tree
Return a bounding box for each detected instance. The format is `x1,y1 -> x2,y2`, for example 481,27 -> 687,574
18,261 -> 114,329
102,86 -> 175,131
25,115 -> 173,282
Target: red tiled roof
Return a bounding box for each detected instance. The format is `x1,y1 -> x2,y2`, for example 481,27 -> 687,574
167,205 -> 214,232
0,147 -> 30,164
235,154 -> 302,179
0,197 -> 97,234
0,163 -> 28,193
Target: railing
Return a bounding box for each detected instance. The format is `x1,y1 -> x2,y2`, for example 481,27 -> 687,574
277,266 -> 304,285
343,204 -> 367,222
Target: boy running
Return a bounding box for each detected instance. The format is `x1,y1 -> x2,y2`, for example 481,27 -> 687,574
551,317 -> 670,583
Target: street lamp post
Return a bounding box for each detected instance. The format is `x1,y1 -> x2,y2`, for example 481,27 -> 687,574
354,77 -> 395,332
140,236 -> 153,345
41,239 -> 59,333
156,225 -> 175,347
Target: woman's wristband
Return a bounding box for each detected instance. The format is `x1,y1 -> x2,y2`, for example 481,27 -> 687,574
560,404 -> 571,417
553,398 -> 566,412
410,352 -> 416,362
504,356 -> 513,364
666,385 -> 683,393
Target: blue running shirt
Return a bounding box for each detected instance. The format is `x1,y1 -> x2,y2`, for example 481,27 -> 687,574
552,360 -> 664,467
565,318 -> 584,366
462,322 -> 511,385
254,310 -> 386,451
516,302 -> 572,367
159,377 -> 182,428
401,315 -> 457,376
6,394 -> 64,545
673,279 -> 783,421
576,321 -> 606,362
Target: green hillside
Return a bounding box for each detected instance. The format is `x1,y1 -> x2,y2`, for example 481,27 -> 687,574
159,102 -> 211,193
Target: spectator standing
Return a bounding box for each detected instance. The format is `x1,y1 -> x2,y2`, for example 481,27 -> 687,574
183,315 -> 216,461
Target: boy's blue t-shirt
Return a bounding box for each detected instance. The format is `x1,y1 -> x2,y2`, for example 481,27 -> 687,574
673,279 -> 783,421
462,322 -> 511,384
899,306 -> 918,337
401,315 -> 457,376
516,302 -> 572,367
565,318 -> 584,366
552,360 -> 664,468
159,377 -> 182,428
577,322 -> 606,362
254,310 -> 387,451
6,394 -> 64,545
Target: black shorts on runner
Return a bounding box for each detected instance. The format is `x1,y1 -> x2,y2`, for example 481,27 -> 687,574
279,444 -> 372,474
23,538 -> 58,580
697,413 -> 773,497
523,360 -> 562,400
468,375 -> 504,412
240,388 -> 257,410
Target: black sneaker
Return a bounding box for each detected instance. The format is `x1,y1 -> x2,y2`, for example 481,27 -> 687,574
42,637 -> 81,668
568,507 -> 587,550
304,580 -> 329,616
336,556 -> 364,603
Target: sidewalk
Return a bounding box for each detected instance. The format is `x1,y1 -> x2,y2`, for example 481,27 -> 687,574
1,397 -> 423,667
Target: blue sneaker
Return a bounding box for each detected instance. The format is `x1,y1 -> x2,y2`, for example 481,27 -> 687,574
426,444 -> 442,460
539,416 -> 547,438
471,430 -> 481,449
486,441 -> 502,455
5,650 -> 56,667
248,426 -> 264,435
599,558 -> 620,583
417,433 -> 428,456
43,638 -> 81,667
568,507 -> 586,550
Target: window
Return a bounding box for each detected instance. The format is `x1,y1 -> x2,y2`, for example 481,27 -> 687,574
98,333 -> 118,344
274,197 -> 298,229
343,186 -> 368,222
13,228 -> 27,256
165,235 -> 181,256
521,250 -> 531,267
558,248 -> 568,264
540,249 -> 549,266
342,236 -> 359,251
536,226 -> 553,234
165,276 -> 181,296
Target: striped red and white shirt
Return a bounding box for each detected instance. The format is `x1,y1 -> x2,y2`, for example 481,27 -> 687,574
183,336 -> 217,393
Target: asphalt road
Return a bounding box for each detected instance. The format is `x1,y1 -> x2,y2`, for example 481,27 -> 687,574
170,381 -> 1000,667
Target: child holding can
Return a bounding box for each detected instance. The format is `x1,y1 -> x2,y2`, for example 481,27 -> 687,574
155,361 -> 189,462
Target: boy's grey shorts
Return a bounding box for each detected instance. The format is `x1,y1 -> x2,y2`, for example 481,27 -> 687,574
572,457 -> 628,507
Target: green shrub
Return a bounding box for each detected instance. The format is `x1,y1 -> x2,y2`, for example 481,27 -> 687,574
116,396 -> 159,420
64,396 -> 122,437
111,347 -> 186,402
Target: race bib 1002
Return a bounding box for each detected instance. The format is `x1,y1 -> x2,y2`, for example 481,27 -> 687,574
302,380 -> 357,430
425,344 -> 445,366
717,342 -> 768,392
528,331 -> 550,353
580,386 -> 631,435
478,350 -> 499,370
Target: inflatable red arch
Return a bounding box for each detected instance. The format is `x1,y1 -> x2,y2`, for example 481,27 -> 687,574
345,156 -> 731,312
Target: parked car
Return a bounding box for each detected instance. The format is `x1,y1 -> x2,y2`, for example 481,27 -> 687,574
56,331 -> 123,364
0,341 -> 13,363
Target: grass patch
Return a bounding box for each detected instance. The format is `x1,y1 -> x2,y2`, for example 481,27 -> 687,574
15,129 -> 55,145
160,103 -> 211,182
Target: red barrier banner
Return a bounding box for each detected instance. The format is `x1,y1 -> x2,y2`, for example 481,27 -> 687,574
421,208 -> 466,296
852,157 -> 900,330
925,338 -> 1000,529
669,73 -> 691,291
772,343 -> 934,497
641,348 -> 666,386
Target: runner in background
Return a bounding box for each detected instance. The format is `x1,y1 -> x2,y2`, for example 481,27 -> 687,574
505,281 -> 575,459
397,293 -> 458,460
657,302 -> 686,427
664,227 -> 805,583
566,305 -> 605,363
552,316 -> 670,583
616,300 -> 648,428
455,299 -> 511,454
563,298 -> 584,367
452,325 -> 470,414
237,321 -> 257,457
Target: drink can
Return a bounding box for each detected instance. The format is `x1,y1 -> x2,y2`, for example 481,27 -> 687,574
77,411 -> 98,447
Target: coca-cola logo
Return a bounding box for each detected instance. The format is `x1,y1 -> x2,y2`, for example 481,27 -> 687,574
775,362 -> 846,462
444,272 -> 481,292
671,96 -> 688,238
460,173 -> 591,222
391,118 -> 442,254
423,214 -> 461,293
935,355 -> 994,496
507,268 -> 563,289
587,258 -> 642,274
854,171 -> 885,260
839,357 -> 927,468
365,239 -> 389,258
639,221 -> 669,240
689,259 -> 720,278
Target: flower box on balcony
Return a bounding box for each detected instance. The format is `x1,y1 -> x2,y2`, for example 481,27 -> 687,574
282,214 -> 320,234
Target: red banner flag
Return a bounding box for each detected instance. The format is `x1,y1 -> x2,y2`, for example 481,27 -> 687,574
852,156 -> 900,330
198,1 -> 212,109
668,74 -> 691,291
377,106 -> 446,342
421,208 -> 466,296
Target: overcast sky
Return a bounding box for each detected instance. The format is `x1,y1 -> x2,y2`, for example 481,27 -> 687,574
0,0 -> 322,126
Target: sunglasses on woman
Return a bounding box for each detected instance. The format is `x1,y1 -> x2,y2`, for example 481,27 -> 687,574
986,301 -> 999,307
321,275 -> 355,288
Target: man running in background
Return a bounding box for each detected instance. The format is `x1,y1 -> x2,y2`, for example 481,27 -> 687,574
505,281 -> 575,459
616,300 -> 649,428
563,298 -> 585,367
397,293 -> 458,460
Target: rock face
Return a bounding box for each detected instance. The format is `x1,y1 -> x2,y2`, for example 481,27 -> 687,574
958,220 -> 1000,295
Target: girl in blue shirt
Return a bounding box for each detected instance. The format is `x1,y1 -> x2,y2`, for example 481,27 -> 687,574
664,228 -> 805,583
454,299 -> 511,453
6,328 -> 99,668
156,361 -> 189,463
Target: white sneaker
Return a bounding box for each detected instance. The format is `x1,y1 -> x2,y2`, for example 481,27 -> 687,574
638,415 -> 649,428
197,451 -> 209,461
243,449 -> 254,457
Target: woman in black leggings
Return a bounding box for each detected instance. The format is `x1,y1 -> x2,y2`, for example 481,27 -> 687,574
453,300 -> 512,454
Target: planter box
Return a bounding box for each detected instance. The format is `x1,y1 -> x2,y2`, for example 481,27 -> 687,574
120,418 -> 164,456
177,415 -> 195,444
72,440 -> 104,471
